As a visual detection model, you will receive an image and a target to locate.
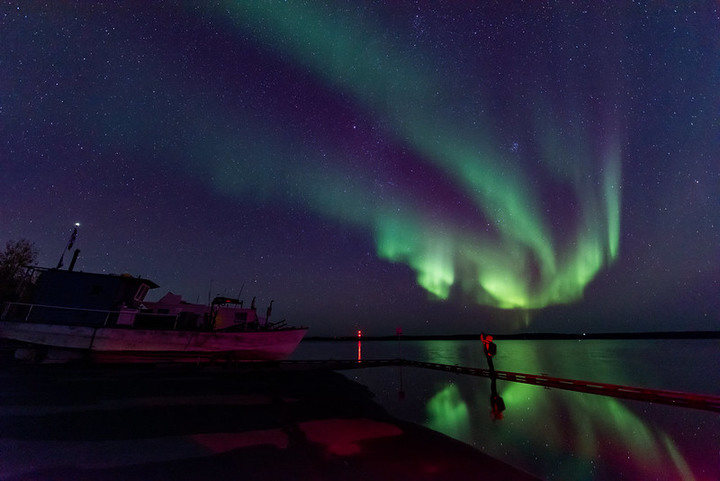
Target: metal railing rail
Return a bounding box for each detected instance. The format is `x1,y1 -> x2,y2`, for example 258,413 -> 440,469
279,358 -> 720,413
0,302 -> 176,327
399,359 -> 720,413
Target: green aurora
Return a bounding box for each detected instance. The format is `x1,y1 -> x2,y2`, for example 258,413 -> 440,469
205,2 -> 622,311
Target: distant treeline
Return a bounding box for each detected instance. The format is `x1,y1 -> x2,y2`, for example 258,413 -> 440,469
309,331 -> 720,342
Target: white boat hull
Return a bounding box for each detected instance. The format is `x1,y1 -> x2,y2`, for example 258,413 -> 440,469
0,321 -> 307,362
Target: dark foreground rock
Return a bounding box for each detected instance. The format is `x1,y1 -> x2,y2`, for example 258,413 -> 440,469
0,363 -> 540,480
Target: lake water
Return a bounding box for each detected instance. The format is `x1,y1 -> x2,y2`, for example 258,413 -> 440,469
291,338 -> 720,480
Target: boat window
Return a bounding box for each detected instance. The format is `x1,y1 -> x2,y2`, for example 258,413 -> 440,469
90,284 -> 103,296
234,312 -> 248,322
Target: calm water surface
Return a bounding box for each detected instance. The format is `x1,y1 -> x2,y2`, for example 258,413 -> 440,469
291,339 -> 720,481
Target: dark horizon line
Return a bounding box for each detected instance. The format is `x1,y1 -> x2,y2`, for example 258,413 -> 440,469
308,330 -> 720,342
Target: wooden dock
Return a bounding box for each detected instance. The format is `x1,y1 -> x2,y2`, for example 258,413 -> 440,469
278,359 -> 720,413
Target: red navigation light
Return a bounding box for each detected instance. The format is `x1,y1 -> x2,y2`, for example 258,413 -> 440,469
357,330 -> 362,338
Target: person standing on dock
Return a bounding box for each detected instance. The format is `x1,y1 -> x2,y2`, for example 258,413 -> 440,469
480,333 -> 496,370
481,333 -> 505,420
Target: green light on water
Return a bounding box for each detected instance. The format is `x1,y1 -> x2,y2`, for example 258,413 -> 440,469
426,384 -> 470,441
493,341 -> 694,480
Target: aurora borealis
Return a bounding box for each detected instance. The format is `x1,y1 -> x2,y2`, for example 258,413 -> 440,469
205,1 -> 623,310
2,2 -> 718,335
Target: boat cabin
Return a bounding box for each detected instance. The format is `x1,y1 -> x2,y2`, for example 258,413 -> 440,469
3,268 -> 268,332
142,294 -> 262,331
3,268 -> 160,327
33,268 -> 158,310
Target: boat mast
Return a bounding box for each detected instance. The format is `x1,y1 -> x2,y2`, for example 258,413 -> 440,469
56,223 -> 80,269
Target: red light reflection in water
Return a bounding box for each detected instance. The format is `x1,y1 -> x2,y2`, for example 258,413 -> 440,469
357,330 -> 362,362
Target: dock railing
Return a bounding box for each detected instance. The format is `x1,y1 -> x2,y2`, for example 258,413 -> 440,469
278,358 -> 720,414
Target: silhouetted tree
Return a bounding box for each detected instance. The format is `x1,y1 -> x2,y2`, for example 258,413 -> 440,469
0,239 -> 38,302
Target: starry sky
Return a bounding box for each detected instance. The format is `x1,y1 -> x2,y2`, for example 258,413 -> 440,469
2,2 -> 718,336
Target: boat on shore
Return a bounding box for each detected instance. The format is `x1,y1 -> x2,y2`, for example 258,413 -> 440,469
0,267 -> 307,363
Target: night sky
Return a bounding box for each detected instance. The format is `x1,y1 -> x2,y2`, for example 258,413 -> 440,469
2,2 -> 718,336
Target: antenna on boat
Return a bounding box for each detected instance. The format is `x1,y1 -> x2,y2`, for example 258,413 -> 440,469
266,300 -> 273,326
68,248 -> 81,271
207,280 -> 213,306
56,223 -> 80,269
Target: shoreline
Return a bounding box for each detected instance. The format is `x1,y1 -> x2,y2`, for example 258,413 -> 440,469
0,363 -> 540,480
309,330 -> 720,341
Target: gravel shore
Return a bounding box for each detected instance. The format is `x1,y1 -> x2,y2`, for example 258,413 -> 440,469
0,363 -> 540,480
